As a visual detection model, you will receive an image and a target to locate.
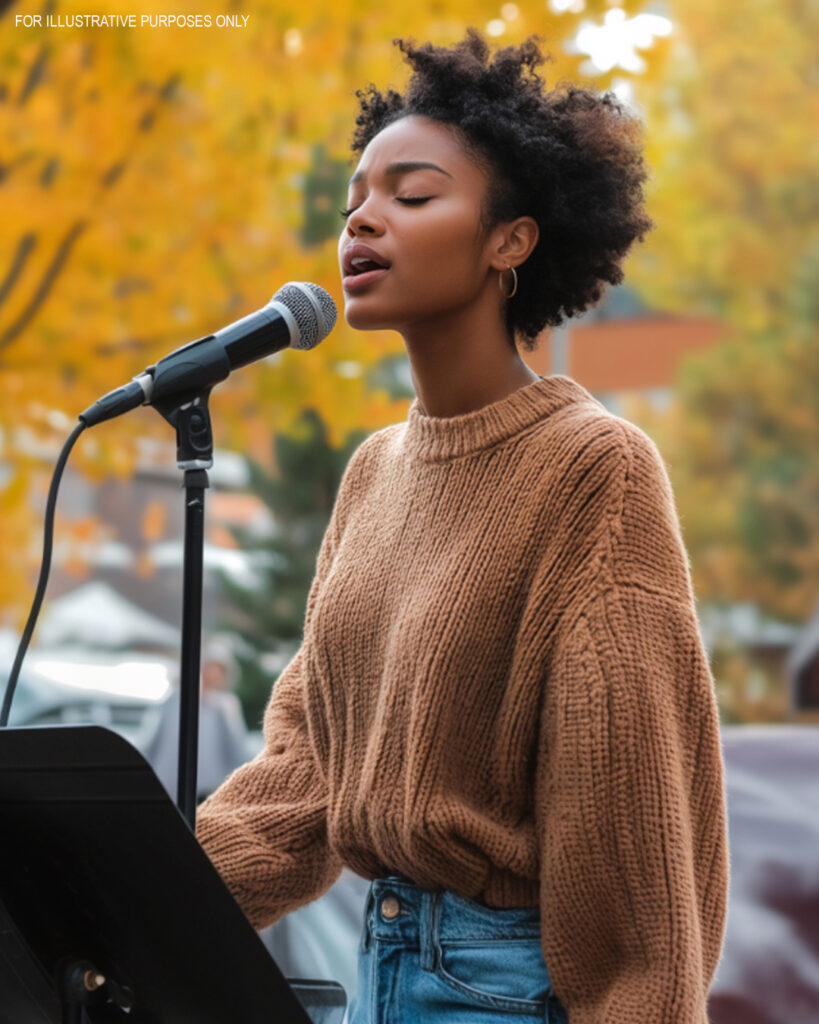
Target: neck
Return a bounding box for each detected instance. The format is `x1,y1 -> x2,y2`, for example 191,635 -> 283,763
399,290 -> 539,418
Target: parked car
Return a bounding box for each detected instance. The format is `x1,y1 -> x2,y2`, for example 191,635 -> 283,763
710,724 -> 819,1024
3,652 -> 173,749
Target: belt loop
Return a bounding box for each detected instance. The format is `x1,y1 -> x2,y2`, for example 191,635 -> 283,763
419,889 -> 439,971
361,882 -> 375,953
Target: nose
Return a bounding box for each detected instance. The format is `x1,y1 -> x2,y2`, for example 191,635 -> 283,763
345,196 -> 384,237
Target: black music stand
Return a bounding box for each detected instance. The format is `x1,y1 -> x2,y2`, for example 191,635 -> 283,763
0,724 -> 346,1023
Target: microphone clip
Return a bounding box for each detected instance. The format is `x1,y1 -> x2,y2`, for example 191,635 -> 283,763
152,389 -> 214,472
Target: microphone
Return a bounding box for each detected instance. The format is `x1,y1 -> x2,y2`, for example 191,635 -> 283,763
79,282 -> 337,427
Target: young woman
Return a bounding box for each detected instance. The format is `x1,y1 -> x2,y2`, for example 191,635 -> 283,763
196,29 -> 730,1023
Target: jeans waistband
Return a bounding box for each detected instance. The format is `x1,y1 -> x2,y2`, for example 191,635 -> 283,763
360,873 -> 541,962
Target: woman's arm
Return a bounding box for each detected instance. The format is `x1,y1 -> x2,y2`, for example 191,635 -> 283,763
535,420 -> 730,1024
195,646 -> 343,930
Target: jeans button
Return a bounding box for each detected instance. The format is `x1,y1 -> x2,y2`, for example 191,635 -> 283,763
380,895 -> 401,920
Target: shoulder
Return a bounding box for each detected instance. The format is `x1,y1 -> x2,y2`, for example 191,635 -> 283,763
523,401 -> 687,581
525,397 -> 672,504
548,407 -> 692,601
520,397 -> 627,512
521,403 -> 696,616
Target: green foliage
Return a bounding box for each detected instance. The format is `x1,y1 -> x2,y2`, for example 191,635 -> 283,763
301,143 -> 351,248
655,265 -> 819,626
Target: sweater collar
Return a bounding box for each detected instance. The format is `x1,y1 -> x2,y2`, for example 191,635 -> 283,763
404,374 -> 595,462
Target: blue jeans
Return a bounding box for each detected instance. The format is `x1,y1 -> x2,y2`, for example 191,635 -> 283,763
346,874 -> 569,1023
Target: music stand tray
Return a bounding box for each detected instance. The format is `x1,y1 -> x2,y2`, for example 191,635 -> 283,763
0,724 -> 346,1023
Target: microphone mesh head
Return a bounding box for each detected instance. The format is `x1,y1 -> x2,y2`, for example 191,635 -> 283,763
271,282 -> 337,350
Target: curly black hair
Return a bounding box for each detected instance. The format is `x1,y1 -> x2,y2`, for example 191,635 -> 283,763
349,28 -> 654,350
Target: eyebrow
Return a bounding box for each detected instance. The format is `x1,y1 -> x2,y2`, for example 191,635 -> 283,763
348,161 -> 454,186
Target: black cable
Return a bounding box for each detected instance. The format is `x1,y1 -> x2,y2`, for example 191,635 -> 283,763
0,421 -> 87,727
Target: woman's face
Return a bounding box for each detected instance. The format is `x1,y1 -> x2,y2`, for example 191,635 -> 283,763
338,115 -> 497,334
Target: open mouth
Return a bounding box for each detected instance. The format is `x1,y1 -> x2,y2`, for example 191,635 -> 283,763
342,245 -> 392,291
349,259 -> 387,275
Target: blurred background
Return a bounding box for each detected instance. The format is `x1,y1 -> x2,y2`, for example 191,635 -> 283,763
1,1 -> 817,1021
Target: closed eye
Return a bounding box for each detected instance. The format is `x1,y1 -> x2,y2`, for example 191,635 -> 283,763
338,197 -> 433,219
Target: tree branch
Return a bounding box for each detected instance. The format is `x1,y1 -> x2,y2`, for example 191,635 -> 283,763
0,220 -> 87,353
18,43 -> 50,107
0,233 -> 37,308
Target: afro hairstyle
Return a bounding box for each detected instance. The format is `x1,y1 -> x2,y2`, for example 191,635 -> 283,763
348,28 -> 655,350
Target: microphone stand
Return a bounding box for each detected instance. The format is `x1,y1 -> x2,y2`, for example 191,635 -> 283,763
153,390 -> 214,830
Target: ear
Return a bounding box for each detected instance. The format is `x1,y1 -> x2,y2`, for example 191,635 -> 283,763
490,216 -> 540,271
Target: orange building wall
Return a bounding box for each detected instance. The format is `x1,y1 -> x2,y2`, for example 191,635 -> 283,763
523,315 -> 734,391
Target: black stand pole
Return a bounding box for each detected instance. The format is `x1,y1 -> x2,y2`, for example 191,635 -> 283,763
178,466 -> 208,826
154,395 -> 215,830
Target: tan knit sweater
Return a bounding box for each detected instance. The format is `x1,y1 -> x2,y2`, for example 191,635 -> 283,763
196,374 -> 730,1024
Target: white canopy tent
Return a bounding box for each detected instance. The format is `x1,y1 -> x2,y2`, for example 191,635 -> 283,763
37,581 -> 180,652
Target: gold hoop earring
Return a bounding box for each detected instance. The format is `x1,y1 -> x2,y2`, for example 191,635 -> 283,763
499,263 -> 518,299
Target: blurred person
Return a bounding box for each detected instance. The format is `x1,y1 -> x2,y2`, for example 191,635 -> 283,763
143,639 -> 248,803
195,29 -> 729,1024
